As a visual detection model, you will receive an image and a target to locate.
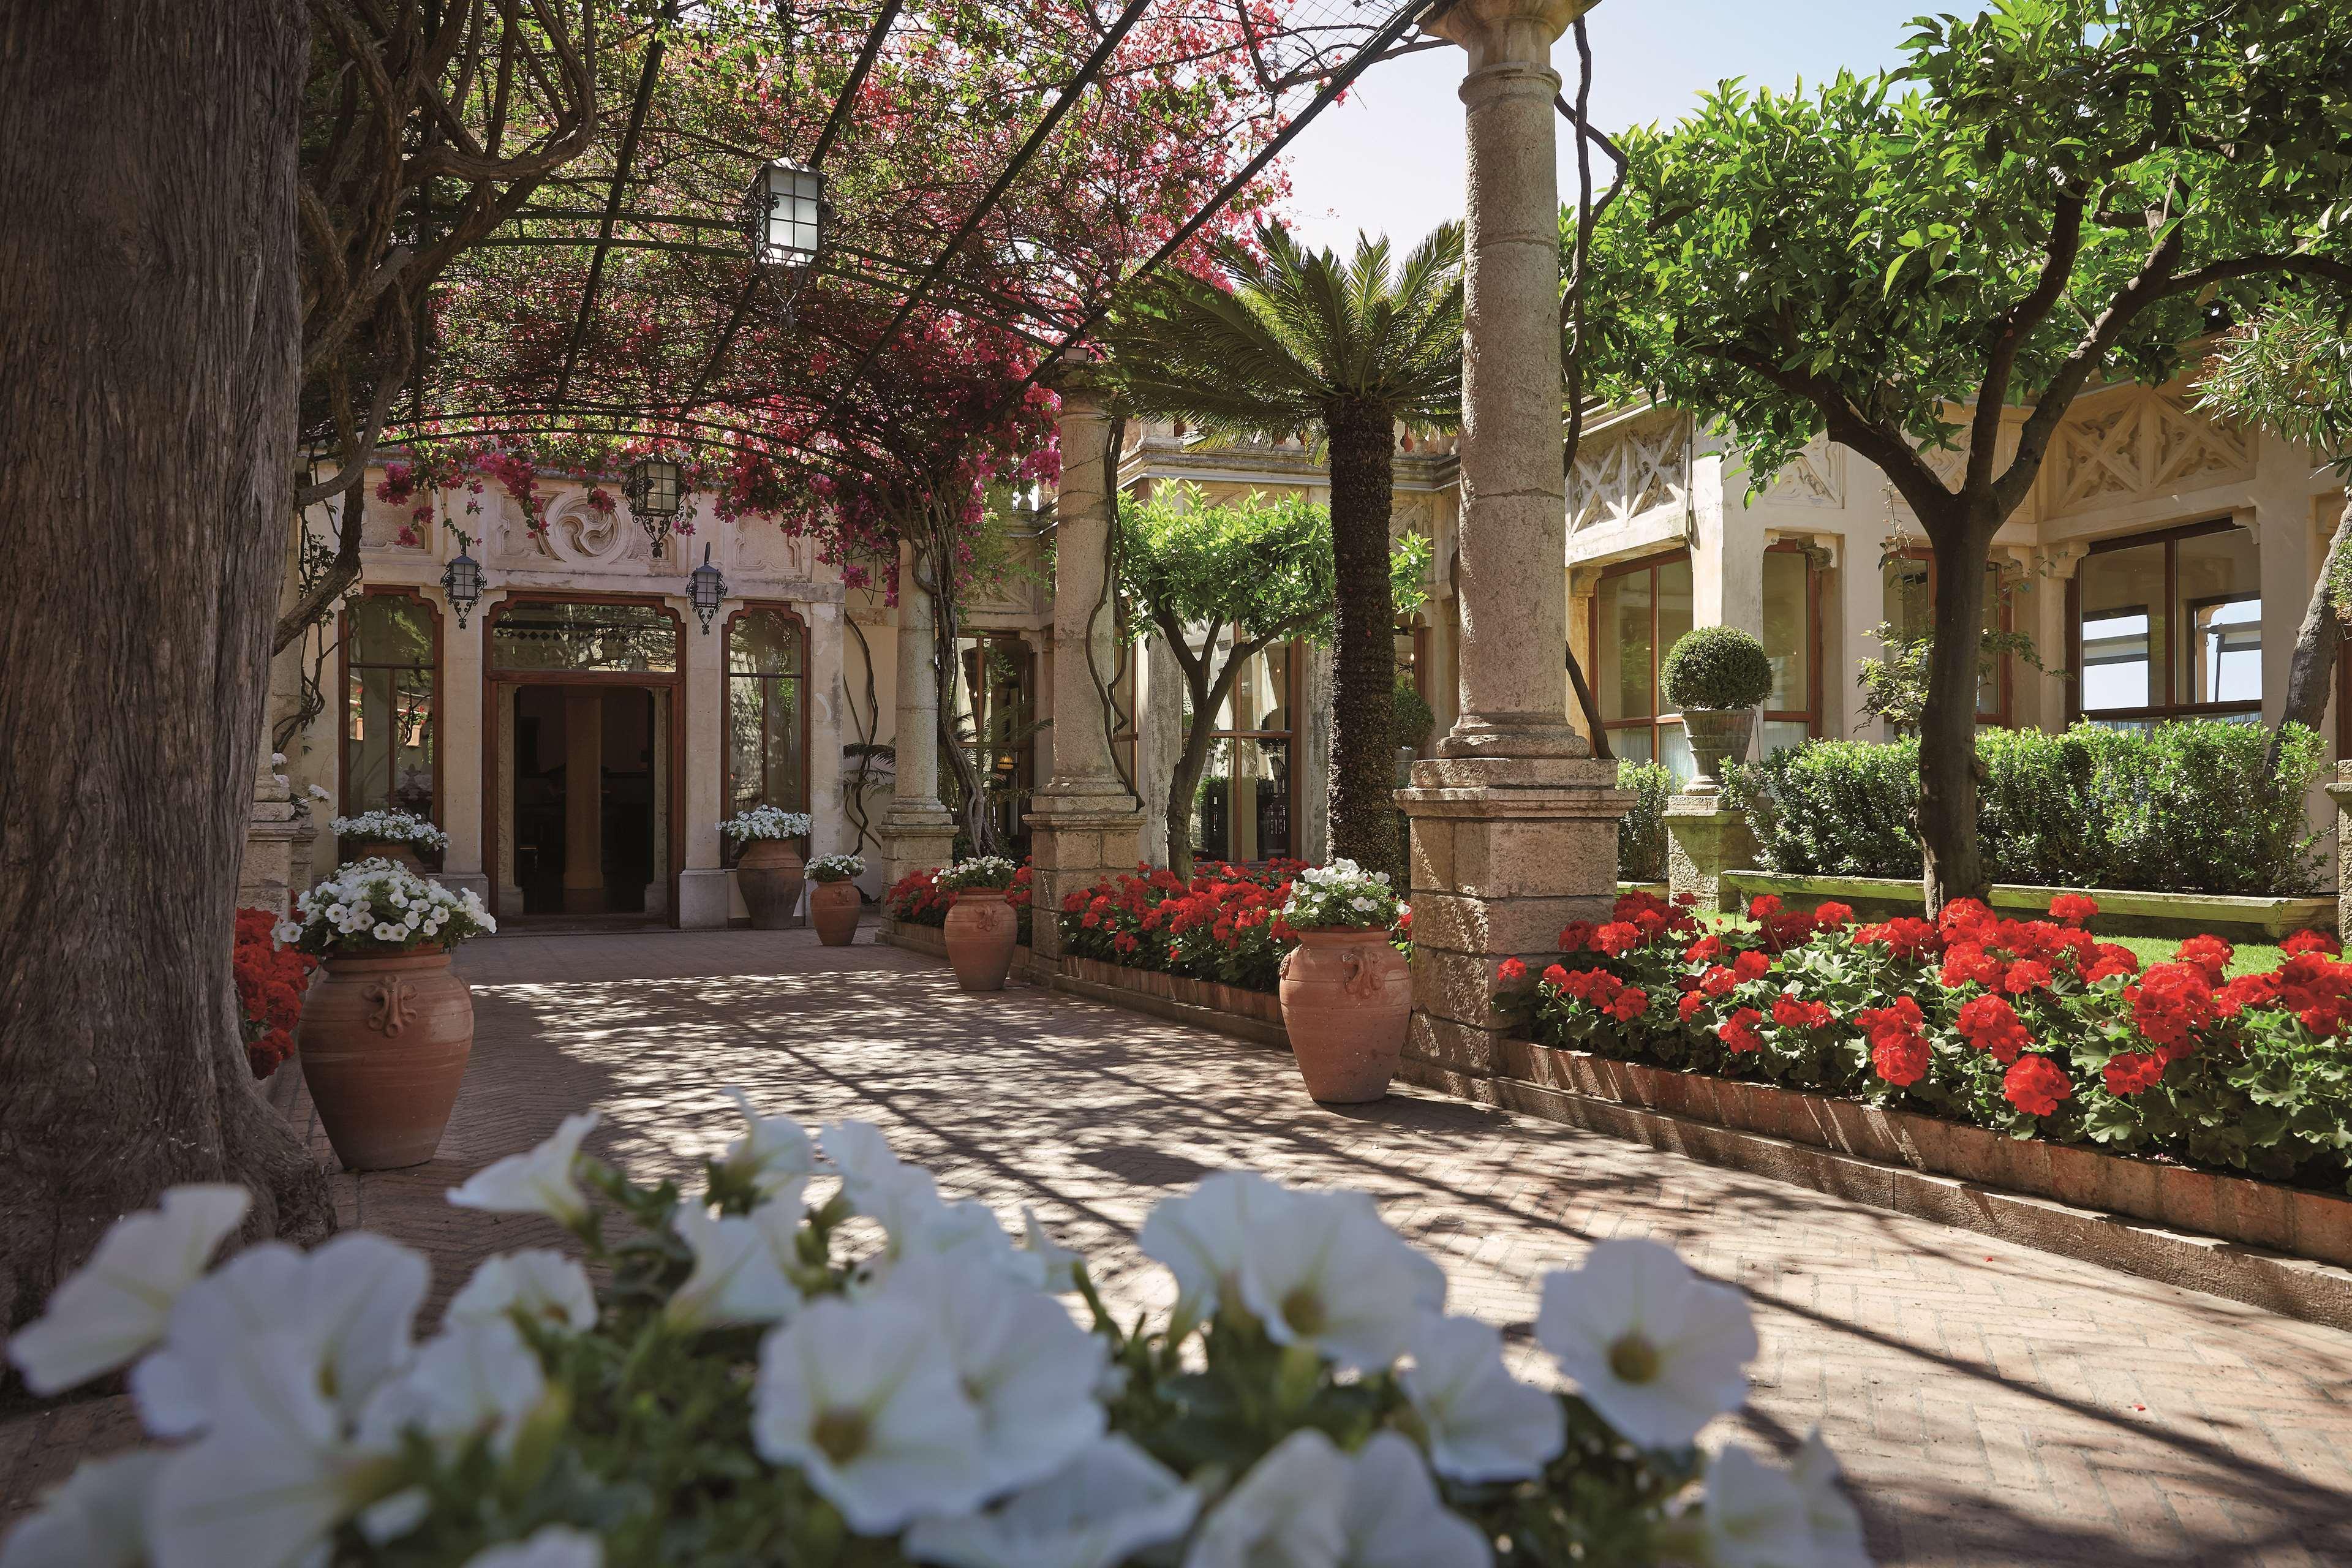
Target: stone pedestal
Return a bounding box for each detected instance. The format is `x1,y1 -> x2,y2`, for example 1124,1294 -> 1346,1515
1664,791 -> 1758,913
881,537 -> 960,888
2328,766 -> 2352,939
1025,368 -> 1145,960
1397,756 -> 1628,1080
239,753 -> 318,915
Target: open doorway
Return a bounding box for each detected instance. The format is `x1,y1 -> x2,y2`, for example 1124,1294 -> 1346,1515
511,685 -> 660,917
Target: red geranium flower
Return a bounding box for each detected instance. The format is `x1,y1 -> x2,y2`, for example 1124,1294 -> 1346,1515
2002,1055 -> 2073,1117
2283,929 -> 2342,958
1610,987 -> 1651,1021
2101,1052 -> 2166,1096
2174,934 -> 2232,984
1732,949 -> 1771,982
1812,901 -> 1855,929
1498,956 -> 1529,982
1771,992 -> 1833,1031
1955,993 -> 2031,1065
1717,1007 -> 1764,1054
2047,892 -> 2099,927
1870,1031 -> 1930,1087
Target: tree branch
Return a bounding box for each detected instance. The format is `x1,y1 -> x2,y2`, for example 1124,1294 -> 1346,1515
1967,192 -> 2084,492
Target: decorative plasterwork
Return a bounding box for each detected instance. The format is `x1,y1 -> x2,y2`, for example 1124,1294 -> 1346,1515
1762,436 -> 1844,508
2048,390 -> 2252,516
1570,412 -> 1687,532
536,490 -> 643,571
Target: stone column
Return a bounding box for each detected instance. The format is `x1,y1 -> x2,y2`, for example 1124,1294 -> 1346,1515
678,585 -> 731,928
880,536 -> 958,889
238,742 -> 317,914
561,690 -> 604,913
1025,369 -> 1145,963
1398,0 -> 1623,1096
436,586 -> 491,905
2330,763 -> 2352,939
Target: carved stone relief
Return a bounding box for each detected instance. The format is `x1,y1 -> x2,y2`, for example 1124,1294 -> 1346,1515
1569,412 -> 1688,532
2049,391 -> 2252,515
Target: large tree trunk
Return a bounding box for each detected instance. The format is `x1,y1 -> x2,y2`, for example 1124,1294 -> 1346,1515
0,0 -> 334,1330
1917,519 -> 1995,912
1325,402 -> 1401,880
2271,492 -> 2352,769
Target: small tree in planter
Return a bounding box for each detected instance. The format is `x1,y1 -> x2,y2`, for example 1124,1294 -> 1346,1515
720,807 -> 814,931
277,858 -> 496,1170
1660,627 -> 1774,795
936,856 -> 1023,992
805,853 -> 867,948
1276,861 -> 1412,1104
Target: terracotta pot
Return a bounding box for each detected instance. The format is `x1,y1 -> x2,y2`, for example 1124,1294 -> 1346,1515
810,878 -> 862,946
297,949 -> 473,1170
1278,929 -> 1412,1102
943,887 -> 1019,991
737,838 -> 806,929
1678,708 -> 1755,795
353,841 -> 426,874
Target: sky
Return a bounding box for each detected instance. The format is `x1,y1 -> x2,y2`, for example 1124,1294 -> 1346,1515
1276,1 -> 1936,252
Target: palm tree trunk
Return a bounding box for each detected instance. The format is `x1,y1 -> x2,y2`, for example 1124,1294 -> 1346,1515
1325,402 -> 1401,880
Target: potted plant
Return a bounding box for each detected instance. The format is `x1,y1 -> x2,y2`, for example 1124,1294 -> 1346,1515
936,856 -> 1021,991
720,806 -> 813,929
1275,860 -> 1412,1102
278,857 -> 496,1170
805,853 -> 867,946
328,809 -> 450,873
1660,625 -> 1774,795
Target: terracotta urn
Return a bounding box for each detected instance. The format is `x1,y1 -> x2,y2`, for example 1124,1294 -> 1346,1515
355,841 -> 426,875
943,887 -> 1019,991
297,949 -> 473,1170
1278,928 -> 1412,1102
810,879 -> 862,946
737,838 -> 807,929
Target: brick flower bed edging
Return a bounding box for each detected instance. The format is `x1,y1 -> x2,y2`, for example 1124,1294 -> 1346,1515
873,919 -> 1045,981
1055,956 -> 1291,1052
1400,1042 -> 2352,1330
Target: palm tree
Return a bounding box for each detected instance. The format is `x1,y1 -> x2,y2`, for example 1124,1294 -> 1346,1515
1106,221 -> 1462,879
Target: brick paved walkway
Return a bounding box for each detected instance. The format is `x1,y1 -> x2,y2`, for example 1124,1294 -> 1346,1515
9,929 -> 2352,1564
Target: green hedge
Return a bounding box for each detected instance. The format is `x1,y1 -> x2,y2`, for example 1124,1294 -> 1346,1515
1618,761 -> 1673,882
1724,722 -> 2326,896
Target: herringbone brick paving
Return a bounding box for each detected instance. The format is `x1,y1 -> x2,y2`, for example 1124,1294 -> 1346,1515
7,927 -> 2350,1564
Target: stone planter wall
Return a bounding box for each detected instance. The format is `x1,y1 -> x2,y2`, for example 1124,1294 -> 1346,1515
1721,869 -> 2334,942
876,919 -> 1043,981
1057,956 -> 1290,1051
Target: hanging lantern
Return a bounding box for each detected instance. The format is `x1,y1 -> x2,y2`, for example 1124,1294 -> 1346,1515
688,542 -> 726,633
745,159 -> 825,273
624,456 -> 685,556
441,536 -> 485,629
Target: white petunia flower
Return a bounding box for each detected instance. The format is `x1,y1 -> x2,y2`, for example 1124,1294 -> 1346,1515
372,923 -> 403,943
0,1449 -> 165,1568
882,1196 -> 1043,1287
1694,1446 -> 1814,1568
1535,1238 -> 1757,1450
1338,1431 -> 1491,1568
461,1527 -> 605,1568
1789,1430 -> 1872,1568
1400,1316 -> 1565,1483
1022,1206 -> 1083,1294
823,1119 -> 933,1216
359,1317 -> 549,1460
447,1250 -> 598,1334
273,921 -> 303,944
719,1088 -> 817,1200
5,1185 -> 249,1395
151,1332 -> 404,1568
665,1205 -> 802,1333
308,784 -> 333,803
751,1295 -> 990,1533
1137,1171 -> 1295,1325
447,1112 -> 600,1228
901,1436 -> 1199,1568
881,1258 -> 1106,1493
1236,1191 -> 1445,1373
271,752 -> 287,766
1182,1427 -> 1348,1568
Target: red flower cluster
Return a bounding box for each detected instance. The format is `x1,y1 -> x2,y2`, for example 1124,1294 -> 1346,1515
886,861 -> 1036,943
1058,861 -> 1318,992
2002,1055 -> 2074,1117
1856,997 -> 1930,1086
234,908 -> 317,1080
1954,993 -> 2032,1065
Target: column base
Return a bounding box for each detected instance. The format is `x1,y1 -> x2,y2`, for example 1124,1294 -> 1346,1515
1664,792 -> 1758,914
679,867 -> 733,930
1396,755 -> 1630,1083
238,810 -> 318,915
880,799 -> 959,894
1435,716 -> 1591,760
1025,781 -> 1144,965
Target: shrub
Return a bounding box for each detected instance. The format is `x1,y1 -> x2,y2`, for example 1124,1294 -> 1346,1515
1392,676 -> 1436,753
1659,625 -> 1773,711
1517,891 -> 2352,1191
1730,722 -> 2326,895
1617,761 -> 1673,882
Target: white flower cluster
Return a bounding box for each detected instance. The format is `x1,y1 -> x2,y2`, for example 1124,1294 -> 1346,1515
330,810 -> 452,851
279,858 -> 496,954
935,855 -> 1020,892
1280,859 -> 1404,933
2,1098 -> 1868,1568
805,853 -> 867,881
717,806 -> 815,843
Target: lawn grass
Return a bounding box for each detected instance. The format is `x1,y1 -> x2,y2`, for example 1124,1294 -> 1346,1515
1698,911 -> 2291,976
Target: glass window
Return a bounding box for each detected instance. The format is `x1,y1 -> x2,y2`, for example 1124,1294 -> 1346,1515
1191,636 -> 1296,864
951,633 -> 1035,859
2077,522 -> 2258,720
1760,546 -> 1820,753
1589,553 -> 1694,780
1882,552 -> 2008,723
344,594 -> 437,827
723,609 -> 807,861
491,600 -> 679,673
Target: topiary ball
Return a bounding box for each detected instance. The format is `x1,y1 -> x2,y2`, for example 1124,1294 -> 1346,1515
1661,625 -> 1774,712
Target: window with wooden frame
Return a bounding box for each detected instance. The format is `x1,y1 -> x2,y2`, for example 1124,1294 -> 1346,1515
1190,636 -> 1299,864
1882,550 -> 2011,727
1760,543 -> 1823,753
1589,551 -> 1695,777
2068,519 -> 2260,729
722,606 -> 809,865
341,589 -> 442,842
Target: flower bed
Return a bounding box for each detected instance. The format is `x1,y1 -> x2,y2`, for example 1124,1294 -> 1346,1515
1510,890 -> 2352,1196
233,908 -> 318,1079
884,859 -> 1034,945
1057,860 -> 1412,995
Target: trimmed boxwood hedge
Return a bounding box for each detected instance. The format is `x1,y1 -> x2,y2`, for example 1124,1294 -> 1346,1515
1723,721 -> 2327,897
